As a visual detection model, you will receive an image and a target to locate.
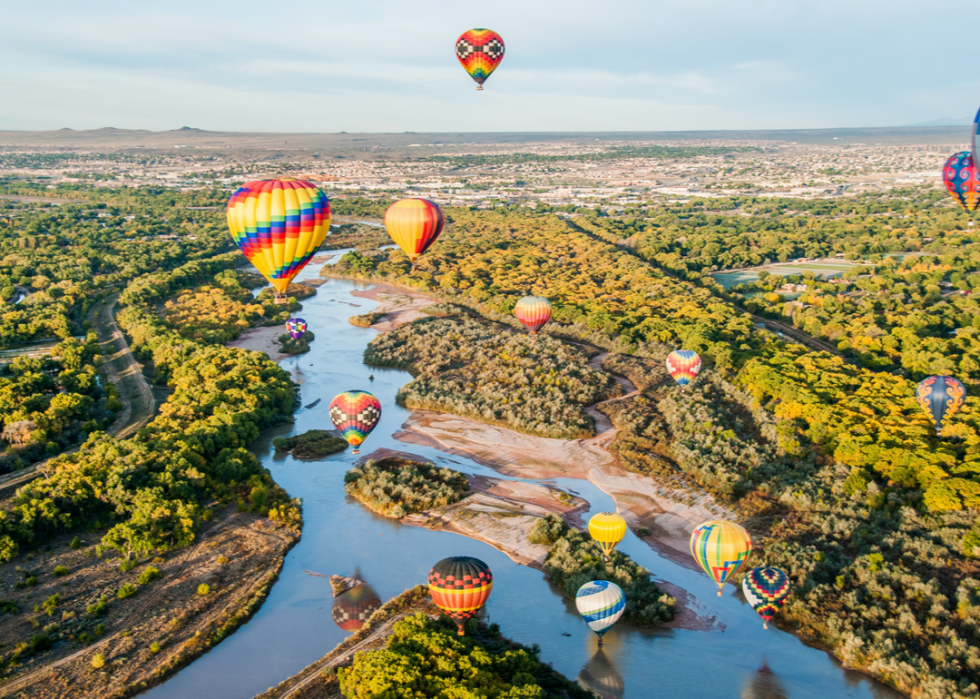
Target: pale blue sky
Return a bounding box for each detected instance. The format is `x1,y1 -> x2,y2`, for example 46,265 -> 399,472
1,0 -> 977,133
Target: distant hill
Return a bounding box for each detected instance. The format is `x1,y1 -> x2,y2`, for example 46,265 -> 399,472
0,125 -> 969,151
908,118 -> 971,127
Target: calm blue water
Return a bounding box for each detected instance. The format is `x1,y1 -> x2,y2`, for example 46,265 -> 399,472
140,262 -> 903,699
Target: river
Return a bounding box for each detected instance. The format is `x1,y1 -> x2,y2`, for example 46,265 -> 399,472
140,260 -> 903,699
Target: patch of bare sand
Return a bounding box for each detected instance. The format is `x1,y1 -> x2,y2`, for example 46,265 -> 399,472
227,326 -> 288,362
348,283 -> 436,331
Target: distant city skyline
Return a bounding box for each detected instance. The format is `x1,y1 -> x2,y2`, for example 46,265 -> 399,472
2,0 -> 978,133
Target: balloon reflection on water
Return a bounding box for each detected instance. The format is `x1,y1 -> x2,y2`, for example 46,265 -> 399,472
577,648 -> 625,699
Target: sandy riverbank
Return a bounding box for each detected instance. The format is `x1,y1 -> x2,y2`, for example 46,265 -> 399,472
348,283 -> 437,331
227,326 -> 289,362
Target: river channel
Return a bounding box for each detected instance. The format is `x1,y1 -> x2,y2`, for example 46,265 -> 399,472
140,260 -> 903,699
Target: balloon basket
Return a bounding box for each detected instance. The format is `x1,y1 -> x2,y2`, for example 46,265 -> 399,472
352,449 -> 360,455
717,589 -> 723,597
476,86 -> 484,91
274,295 -> 289,305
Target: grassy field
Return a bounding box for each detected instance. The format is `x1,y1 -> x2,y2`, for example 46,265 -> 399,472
712,261 -> 860,288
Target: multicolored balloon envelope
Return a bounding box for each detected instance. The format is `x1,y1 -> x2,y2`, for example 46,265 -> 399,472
332,582 -> 382,632
286,317 -> 307,340
916,375 -> 967,435
514,296 -> 552,334
973,106 -> 980,169
329,390 -> 382,454
588,512 -> 627,562
227,179 -> 331,299
456,29 -> 505,90
384,199 -> 445,270
666,350 -> 702,387
942,152 -> 980,213
428,556 -> 493,636
741,567 -> 791,629
575,580 -> 625,643
690,520 -> 752,596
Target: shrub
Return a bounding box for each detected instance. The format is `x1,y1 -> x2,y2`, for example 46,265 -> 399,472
53,565 -> 69,577
197,584 -> 210,596
86,596 -> 108,617
41,594 -> 60,615
91,653 -> 105,669
344,457 -> 469,518
149,641 -> 161,654
117,584 -> 137,600
30,634 -> 51,653
137,566 -> 161,585
528,514 -> 569,545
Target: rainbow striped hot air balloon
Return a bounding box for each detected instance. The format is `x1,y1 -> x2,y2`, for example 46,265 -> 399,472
588,512 -> 627,562
741,567 -> 791,629
690,520 -> 752,596
285,317 -> 307,340
428,556 -> 493,636
456,29 -> 505,90
916,376 -> 967,435
666,350 -> 702,388
227,179 -> 330,303
514,296 -> 552,334
384,199 -> 445,271
575,580 -> 625,645
329,390 -> 382,454
943,152 -> 980,214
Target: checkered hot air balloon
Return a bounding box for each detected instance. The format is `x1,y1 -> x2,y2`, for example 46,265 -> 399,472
588,512 -> 627,562
514,296 -> 552,334
916,375 -> 967,436
456,29 -> 505,90
329,390 -> 382,454
285,317 -> 307,340
428,556 -> 493,636
690,520 -> 752,596
575,580 -> 625,645
666,349 -> 702,388
331,582 -> 382,632
227,179 -> 330,304
741,567 -> 791,629
942,152 -> 980,213
384,199 -> 445,271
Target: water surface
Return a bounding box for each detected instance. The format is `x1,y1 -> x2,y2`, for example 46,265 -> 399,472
141,263 -> 903,699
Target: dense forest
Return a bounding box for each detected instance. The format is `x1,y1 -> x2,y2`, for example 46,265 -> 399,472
330,195 -> 980,698
363,304 -> 621,439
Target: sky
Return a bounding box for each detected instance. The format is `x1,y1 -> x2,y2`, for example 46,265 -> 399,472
1,0 -> 979,133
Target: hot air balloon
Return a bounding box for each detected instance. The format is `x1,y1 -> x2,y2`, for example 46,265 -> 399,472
514,296 -> 552,334
286,317 -> 308,340
942,152 -> 980,213
741,567 -> 791,630
588,512 -> 627,562
428,556 -> 493,636
575,580 -> 625,646
916,376 -> 967,435
973,107 -> 980,168
690,520 -> 752,596
384,199 -> 444,271
666,350 -> 701,388
329,390 -> 382,454
227,179 -> 330,304
332,582 -> 382,632
456,29 -> 505,90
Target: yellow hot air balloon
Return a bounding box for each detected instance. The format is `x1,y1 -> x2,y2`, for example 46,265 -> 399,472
589,512 -> 627,562
227,179 -> 331,304
689,520 -> 752,596
384,198 -> 445,271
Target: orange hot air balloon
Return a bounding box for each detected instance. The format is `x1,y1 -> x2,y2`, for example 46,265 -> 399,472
384,199 -> 445,271
428,556 -> 492,636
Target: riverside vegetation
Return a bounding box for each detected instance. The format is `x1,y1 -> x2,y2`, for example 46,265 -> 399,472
339,612 -> 595,699
344,457 -> 469,518
331,196 -> 980,698
273,429 -> 348,459
363,305 -> 621,439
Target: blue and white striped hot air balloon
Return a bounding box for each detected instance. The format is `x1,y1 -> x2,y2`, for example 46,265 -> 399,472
575,580 -> 625,644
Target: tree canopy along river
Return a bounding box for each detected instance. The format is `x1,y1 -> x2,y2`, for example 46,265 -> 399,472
139,258 -> 903,699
